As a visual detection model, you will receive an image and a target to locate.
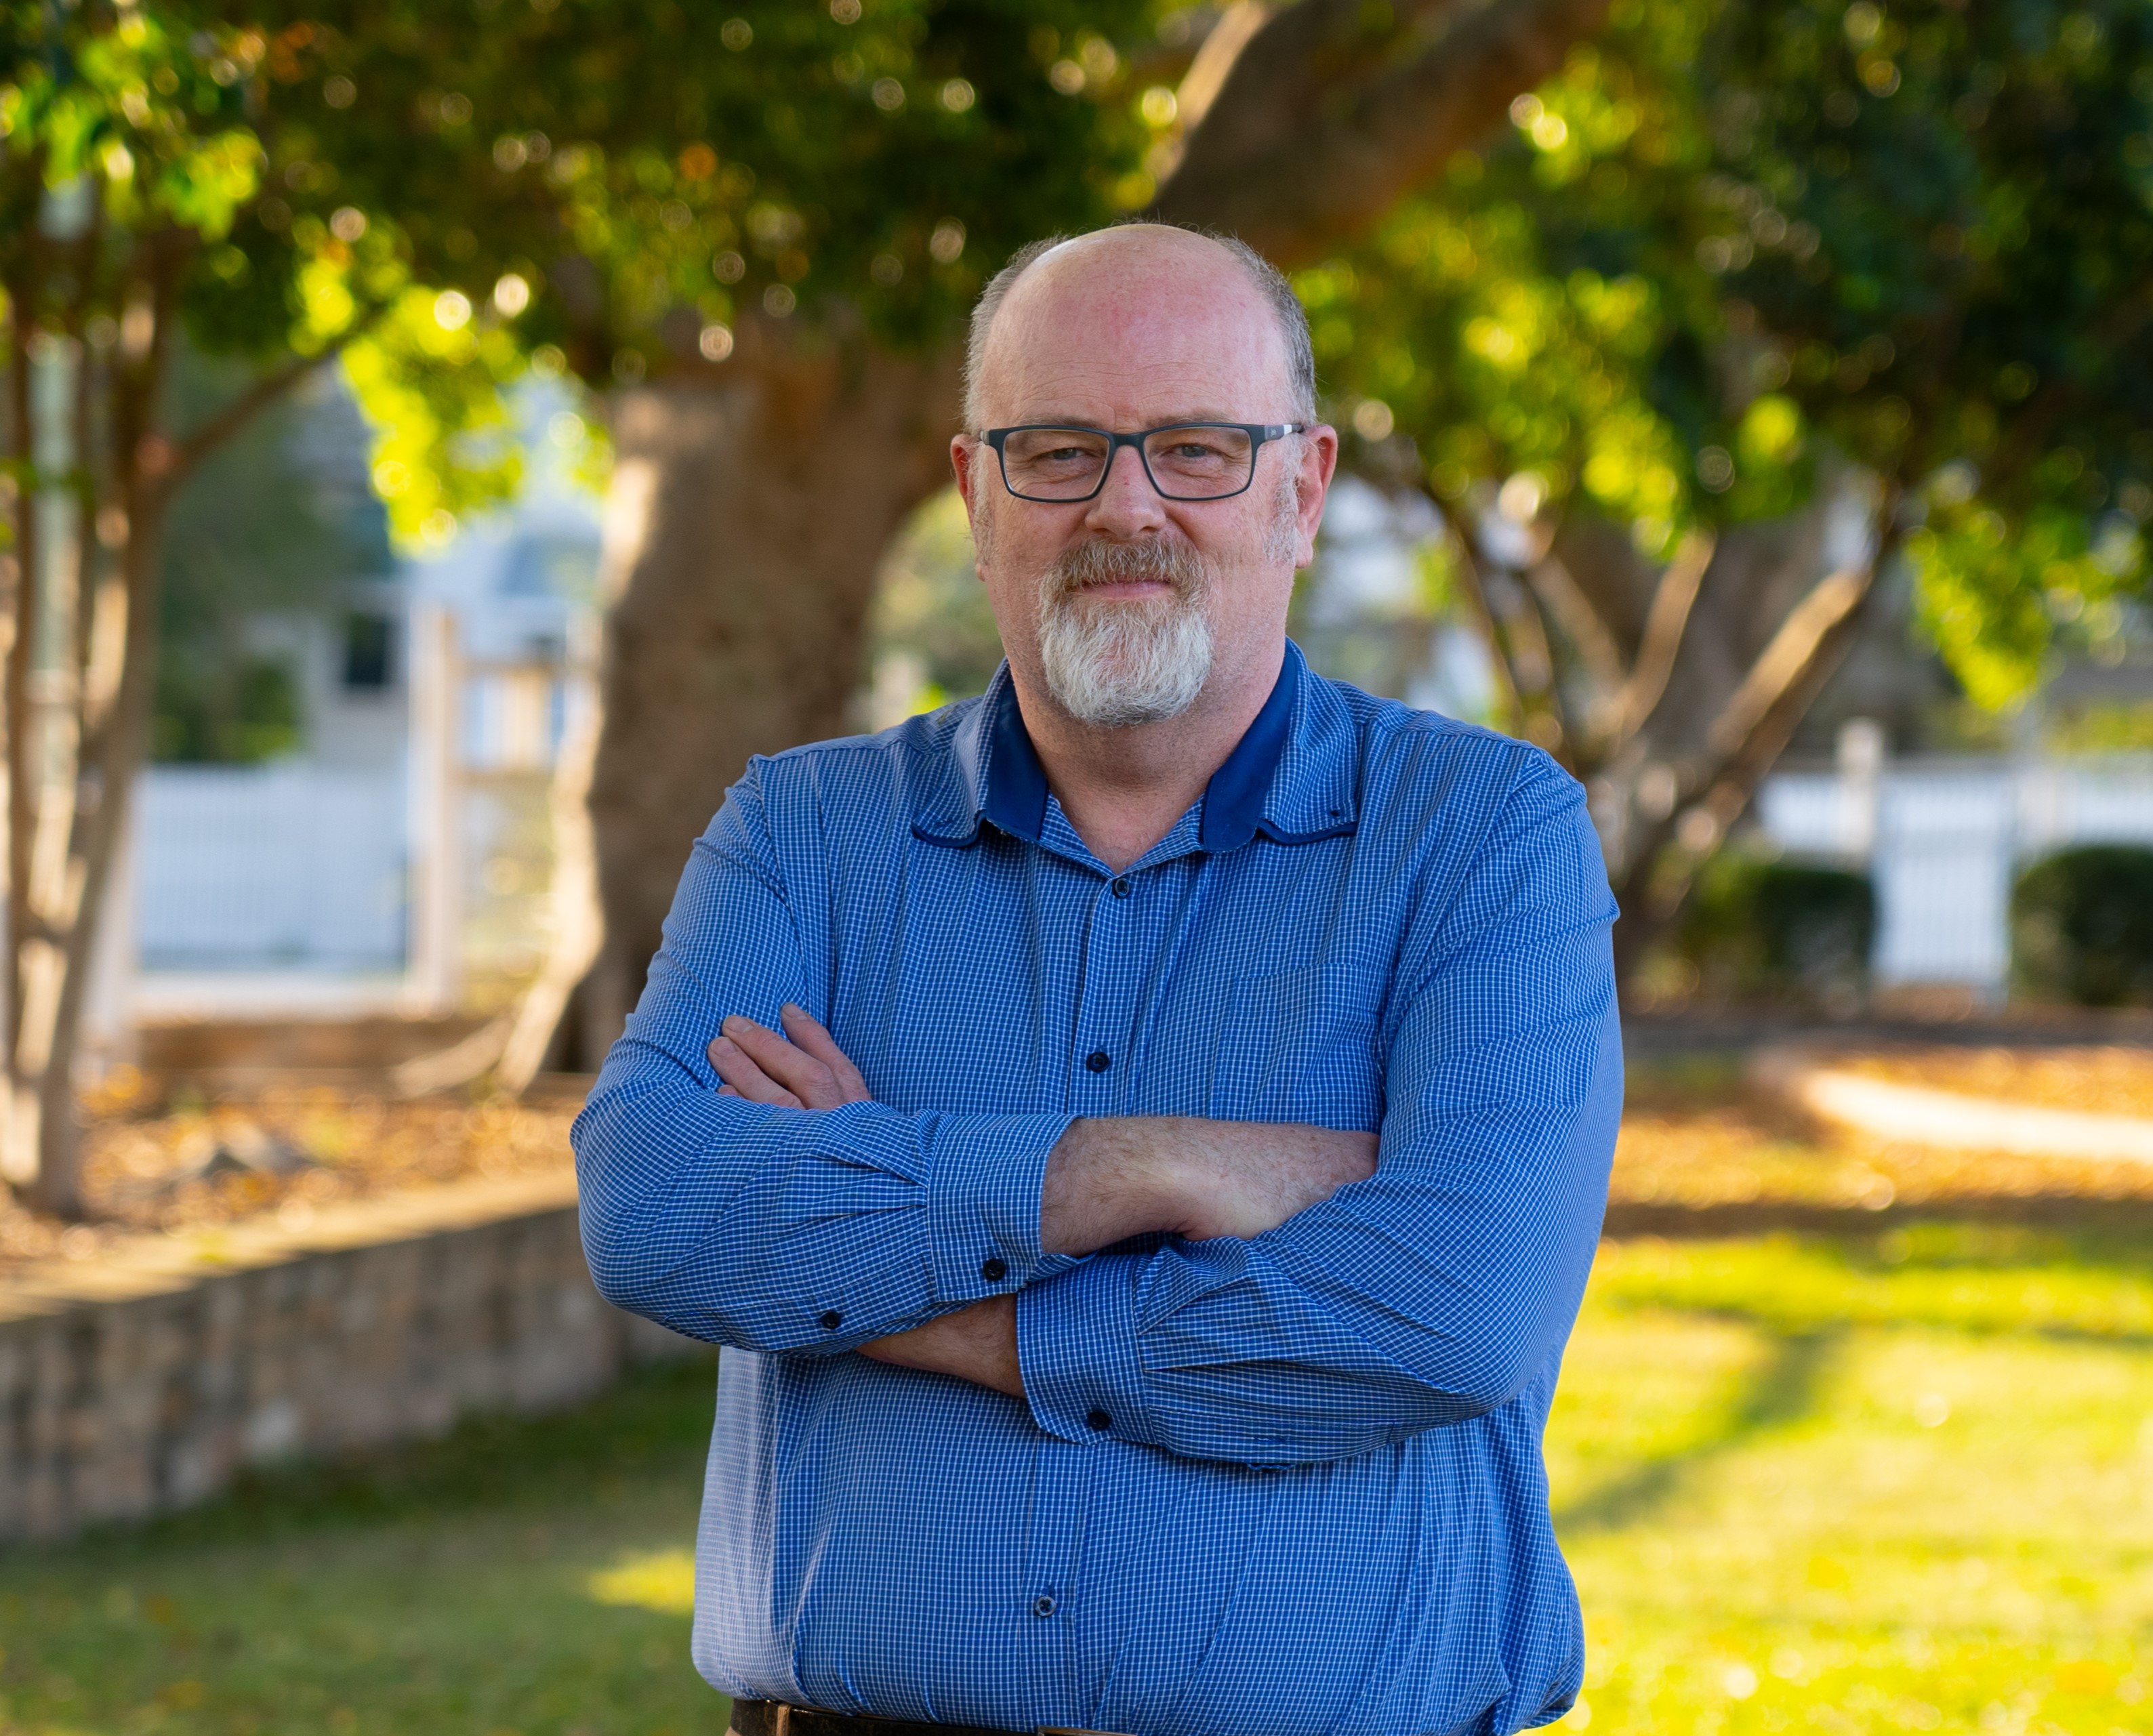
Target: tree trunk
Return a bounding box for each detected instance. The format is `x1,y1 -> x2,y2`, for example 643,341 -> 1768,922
0,207 -> 334,1210
12,497 -> 171,1215
571,320 -> 959,1058
491,0 -> 1624,1079
3,331 -> 175,1216
1454,472 -> 1898,990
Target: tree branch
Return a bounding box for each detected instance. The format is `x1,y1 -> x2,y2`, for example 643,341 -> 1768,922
161,313 -> 381,491
1527,554 -> 1627,698
1607,497 -> 1905,976
1609,526 -> 1714,746
1445,533 -> 1527,735
1153,0 -> 1612,266
1702,559 -> 1872,759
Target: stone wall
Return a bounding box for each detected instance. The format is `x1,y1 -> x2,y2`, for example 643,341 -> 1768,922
0,1172 -> 701,1544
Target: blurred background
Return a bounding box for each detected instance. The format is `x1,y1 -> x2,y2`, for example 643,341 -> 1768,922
3,1 -> 2152,1732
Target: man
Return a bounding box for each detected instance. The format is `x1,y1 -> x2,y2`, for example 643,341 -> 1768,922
574,224 -> 1621,1736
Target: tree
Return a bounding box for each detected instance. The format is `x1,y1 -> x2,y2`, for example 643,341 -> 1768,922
1303,0 -> 2152,974
3,0 -> 1197,1197
455,0 -> 1618,1083
0,1 -> 558,1211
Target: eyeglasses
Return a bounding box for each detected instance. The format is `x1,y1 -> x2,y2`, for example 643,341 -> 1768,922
978,421 -> 1305,503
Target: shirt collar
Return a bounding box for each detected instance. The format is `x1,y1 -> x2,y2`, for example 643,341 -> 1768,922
912,642 -> 1358,855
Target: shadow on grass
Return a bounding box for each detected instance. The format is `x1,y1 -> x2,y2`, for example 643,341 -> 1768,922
1555,1327 -> 1842,1537
1596,1216 -> 2153,1350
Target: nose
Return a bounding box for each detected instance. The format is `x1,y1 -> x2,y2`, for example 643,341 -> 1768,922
1082,440 -> 1169,539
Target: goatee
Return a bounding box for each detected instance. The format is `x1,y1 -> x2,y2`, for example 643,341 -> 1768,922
1033,539 -> 1215,728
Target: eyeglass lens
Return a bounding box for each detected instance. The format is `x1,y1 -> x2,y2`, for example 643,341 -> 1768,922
1000,426 -> 1256,501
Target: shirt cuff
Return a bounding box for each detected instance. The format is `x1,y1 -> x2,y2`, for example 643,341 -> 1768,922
1016,1252 -> 1151,1446
922,1112 -> 1073,1304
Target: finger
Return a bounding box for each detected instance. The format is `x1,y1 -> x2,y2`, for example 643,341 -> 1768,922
720,1014 -> 841,1106
779,1004 -> 872,1102
709,1035 -> 803,1108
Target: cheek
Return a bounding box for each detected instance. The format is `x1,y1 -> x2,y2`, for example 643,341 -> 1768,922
1205,557 -> 1295,642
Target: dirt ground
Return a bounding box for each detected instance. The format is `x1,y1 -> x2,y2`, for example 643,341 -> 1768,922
0,1069 -> 585,1268
1618,1048 -> 2153,1215
1833,1043 -> 2153,1118
6,1039 -> 2152,1270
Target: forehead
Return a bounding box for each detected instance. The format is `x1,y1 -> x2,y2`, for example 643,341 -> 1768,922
978,234 -> 1293,426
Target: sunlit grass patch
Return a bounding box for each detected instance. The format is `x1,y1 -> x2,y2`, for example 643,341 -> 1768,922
1590,1228 -> 2153,1338
590,1547 -> 699,1615
1553,1228 -> 2153,1735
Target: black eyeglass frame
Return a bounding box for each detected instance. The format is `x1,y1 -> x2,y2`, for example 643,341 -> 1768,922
977,421 -> 1307,503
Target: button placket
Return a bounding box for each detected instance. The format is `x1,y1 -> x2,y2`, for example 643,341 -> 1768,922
1073,871 -> 1139,1107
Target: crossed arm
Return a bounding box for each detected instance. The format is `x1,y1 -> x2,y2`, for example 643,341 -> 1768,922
708,1003 -> 1378,1398
575,756 -> 1620,1464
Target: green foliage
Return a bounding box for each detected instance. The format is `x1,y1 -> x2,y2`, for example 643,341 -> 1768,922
1907,493 -> 2118,711
0,5 -> 523,551
3,1 -> 1160,552
1673,848 -> 1874,1004
2010,843 -> 2153,1006
1310,0 -> 2153,701
151,350 -> 388,763
2044,700 -> 2153,756
862,488 -> 1004,718
262,0 -> 1160,534
340,285 -> 525,545
2,6 -> 265,243
152,651 -> 302,763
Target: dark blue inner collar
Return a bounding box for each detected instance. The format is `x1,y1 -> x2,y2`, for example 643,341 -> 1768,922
981,648 -> 1303,853
983,674 -> 1051,842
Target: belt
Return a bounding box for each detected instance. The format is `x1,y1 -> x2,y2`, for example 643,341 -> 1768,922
729,1698 -> 1131,1736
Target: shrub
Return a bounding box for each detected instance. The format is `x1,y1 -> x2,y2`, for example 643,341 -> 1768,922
2010,845 -> 2153,1007
1674,851 -> 1876,1007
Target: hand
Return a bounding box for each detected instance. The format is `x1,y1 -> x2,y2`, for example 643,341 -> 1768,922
858,1294 -> 1023,1398
1042,1118 -> 1378,1254
708,1004 -> 872,1109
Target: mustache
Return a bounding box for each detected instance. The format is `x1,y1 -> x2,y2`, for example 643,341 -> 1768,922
1047,537 -> 1210,597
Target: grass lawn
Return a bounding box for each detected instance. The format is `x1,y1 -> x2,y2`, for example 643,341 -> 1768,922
0,1357 -> 728,1736
5,1222 -> 2150,1735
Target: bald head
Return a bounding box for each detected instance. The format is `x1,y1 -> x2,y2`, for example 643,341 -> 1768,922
962,224 -> 1316,432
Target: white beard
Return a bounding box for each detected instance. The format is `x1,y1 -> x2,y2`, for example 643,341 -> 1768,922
1034,539 -> 1215,728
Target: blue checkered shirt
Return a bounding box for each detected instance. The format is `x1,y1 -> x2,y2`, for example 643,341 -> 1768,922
575,642 -> 1621,1736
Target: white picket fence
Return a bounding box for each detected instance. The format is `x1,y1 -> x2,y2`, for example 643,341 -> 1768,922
1755,756 -> 2153,989
134,764 -> 408,972
127,755 -> 2153,993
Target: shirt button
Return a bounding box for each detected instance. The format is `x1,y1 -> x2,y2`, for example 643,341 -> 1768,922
1086,1407 -> 1112,1431
1084,1050 -> 1111,1073
819,1309 -> 843,1331
1033,1594 -> 1057,1617
1110,877 -> 1130,898
981,1257 -> 1008,1282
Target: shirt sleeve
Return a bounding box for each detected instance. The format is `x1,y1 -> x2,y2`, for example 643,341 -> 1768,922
1015,760 -> 1620,1464
572,766 -> 1076,1352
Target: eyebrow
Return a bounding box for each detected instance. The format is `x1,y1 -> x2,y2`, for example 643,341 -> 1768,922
997,409 -> 1263,427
